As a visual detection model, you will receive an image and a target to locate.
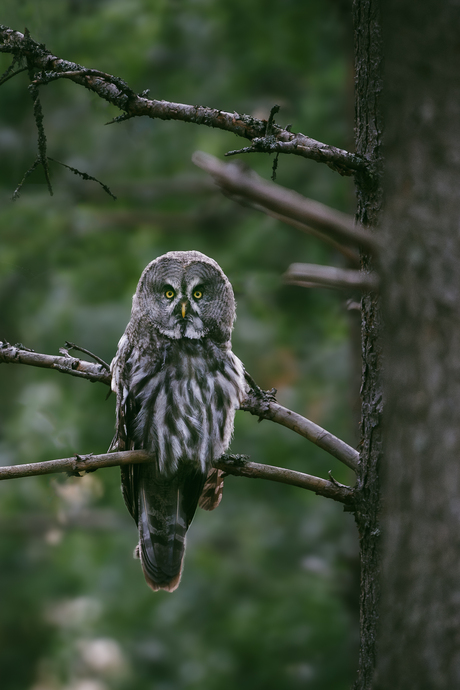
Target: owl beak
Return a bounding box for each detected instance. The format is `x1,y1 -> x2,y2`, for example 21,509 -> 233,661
181,301 -> 187,319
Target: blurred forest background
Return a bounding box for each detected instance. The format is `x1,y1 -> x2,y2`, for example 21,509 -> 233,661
0,1 -> 360,689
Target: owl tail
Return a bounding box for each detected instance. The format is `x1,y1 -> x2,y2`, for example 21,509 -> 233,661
136,464 -> 206,592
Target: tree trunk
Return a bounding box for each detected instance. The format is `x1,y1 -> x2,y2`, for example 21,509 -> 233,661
376,1 -> 460,687
352,0 -> 384,688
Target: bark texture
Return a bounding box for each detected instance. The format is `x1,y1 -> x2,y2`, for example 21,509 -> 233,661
352,0 -> 384,688
376,1 -> 460,687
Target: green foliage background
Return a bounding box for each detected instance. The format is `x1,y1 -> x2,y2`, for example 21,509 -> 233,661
0,1 -> 359,688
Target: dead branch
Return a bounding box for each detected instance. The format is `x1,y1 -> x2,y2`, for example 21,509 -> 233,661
0,26 -> 367,178
192,152 -> 378,251
63,341 -> 110,370
284,263 -> 379,291
0,450 -> 355,505
214,456 -> 354,505
0,342 -> 359,470
241,386 -> 359,471
0,450 -> 148,480
0,341 -> 111,385
247,203 -> 360,266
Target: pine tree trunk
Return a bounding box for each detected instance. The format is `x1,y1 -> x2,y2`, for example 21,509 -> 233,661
352,1 -> 384,687
376,1 -> 460,687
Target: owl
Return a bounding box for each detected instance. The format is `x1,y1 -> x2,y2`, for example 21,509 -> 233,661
109,251 -> 247,592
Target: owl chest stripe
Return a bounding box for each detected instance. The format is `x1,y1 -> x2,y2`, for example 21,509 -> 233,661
131,355 -> 241,473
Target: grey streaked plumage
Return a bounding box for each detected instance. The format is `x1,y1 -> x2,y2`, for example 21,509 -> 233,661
110,251 -> 247,591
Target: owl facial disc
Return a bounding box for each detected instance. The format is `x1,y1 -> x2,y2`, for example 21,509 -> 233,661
134,250 -> 236,343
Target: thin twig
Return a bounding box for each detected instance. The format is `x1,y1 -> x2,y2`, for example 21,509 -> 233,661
0,53 -> 20,82
215,456 -> 355,505
0,451 -> 355,505
265,104 -> 280,135
64,341 -> 111,370
0,65 -> 27,86
0,342 -> 358,469
48,158 -> 116,200
0,26 -> 368,177
284,263 -> 379,291
271,152 -> 280,181
12,157 -> 40,200
27,80 -> 53,196
192,152 -> 378,251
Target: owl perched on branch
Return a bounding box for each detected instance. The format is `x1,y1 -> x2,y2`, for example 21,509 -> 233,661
109,251 -> 247,591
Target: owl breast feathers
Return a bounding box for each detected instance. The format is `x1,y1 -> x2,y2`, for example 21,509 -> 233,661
110,250 -> 247,592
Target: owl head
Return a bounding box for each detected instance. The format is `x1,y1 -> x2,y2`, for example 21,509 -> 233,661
132,250 -> 236,343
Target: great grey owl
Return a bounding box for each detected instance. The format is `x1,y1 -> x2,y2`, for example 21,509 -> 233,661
109,251 -> 247,592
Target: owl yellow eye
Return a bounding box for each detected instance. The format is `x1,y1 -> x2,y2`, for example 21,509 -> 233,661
164,288 -> 175,299
193,289 -> 203,300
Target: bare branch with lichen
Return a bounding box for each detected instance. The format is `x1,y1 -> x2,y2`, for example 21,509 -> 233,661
0,25 -> 369,185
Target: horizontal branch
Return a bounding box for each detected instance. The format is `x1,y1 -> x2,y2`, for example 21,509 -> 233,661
224,134 -> 366,176
0,451 -> 355,505
0,26 -> 367,177
284,263 -> 379,291
0,450 -> 147,480
0,342 -> 111,384
0,342 -> 359,471
192,152 -> 378,251
214,457 -> 354,504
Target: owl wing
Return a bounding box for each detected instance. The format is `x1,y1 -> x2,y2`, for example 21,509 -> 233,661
199,354 -> 250,512
109,335 -> 145,524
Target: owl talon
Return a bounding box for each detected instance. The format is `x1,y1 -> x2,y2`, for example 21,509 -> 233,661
220,453 -> 249,467
243,371 -> 277,402
266,387 -> 278,401
241,384 -> 277,419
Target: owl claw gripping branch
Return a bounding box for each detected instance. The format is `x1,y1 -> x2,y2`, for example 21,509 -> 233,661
109,251 -> 248,592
